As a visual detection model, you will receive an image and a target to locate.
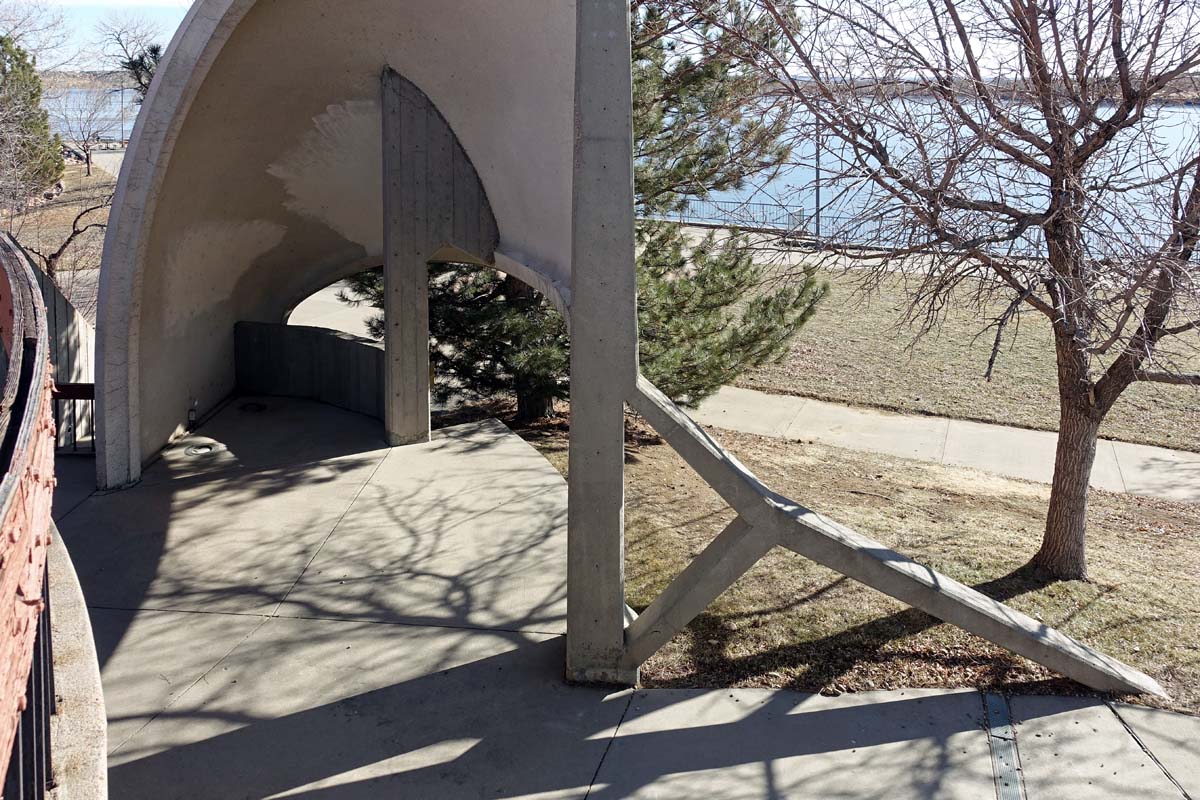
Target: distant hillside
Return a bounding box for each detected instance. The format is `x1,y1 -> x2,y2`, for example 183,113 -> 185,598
41,71 -> 129,92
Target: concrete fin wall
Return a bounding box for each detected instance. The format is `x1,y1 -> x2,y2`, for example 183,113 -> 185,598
381,67 -> 500,446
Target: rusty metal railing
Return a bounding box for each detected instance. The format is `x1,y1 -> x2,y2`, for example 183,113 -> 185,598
0,234 -> 58,798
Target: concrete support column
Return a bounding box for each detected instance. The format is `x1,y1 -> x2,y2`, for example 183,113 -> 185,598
382,67 -> 431,446
566,0 -> 639,684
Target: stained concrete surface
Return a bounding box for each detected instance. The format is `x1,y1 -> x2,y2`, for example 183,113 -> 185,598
1010,695 -> 1187,800
53,397 -> 1198,798
1112,702 -> 1200,798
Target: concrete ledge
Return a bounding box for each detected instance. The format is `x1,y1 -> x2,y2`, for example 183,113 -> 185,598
47,526 -> 107,799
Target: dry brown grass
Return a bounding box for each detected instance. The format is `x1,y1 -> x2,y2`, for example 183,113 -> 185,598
6,162 -> 114,275
500,409 -> 1199,715
739,268 -> 1200,452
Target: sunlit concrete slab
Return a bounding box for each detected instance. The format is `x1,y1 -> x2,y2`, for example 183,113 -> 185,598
92,608 -> 266,755
785,397 -> 950,461
278,486 -> 567,633
691,386 -> 808,437
944,419 -> 1126,491
1010,696 -> 1183,799
1110,440 -> 1200,502
591,688 -> 995,799
697,386 -> 1200,498
287,281 -> 375,339
106,618 -> 627,800
1111,703 -> 1200,797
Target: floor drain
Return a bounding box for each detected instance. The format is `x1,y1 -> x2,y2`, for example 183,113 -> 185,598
185,444 -> 215,457
239,401 -> 268,414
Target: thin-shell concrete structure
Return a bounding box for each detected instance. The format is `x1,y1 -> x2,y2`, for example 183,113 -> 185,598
97,0 -> 1166,691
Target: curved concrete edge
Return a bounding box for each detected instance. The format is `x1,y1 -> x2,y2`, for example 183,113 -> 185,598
97,0 -> 252,490
494,249 -> 573,323
47,526 -> 107,800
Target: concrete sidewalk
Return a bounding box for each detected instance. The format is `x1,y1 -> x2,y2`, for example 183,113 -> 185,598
53,397 -> 1198,798
695,385 -> 1200,503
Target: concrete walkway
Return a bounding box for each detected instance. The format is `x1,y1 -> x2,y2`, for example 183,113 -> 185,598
694,385 -> 1200,503
53,397 -> 1197,798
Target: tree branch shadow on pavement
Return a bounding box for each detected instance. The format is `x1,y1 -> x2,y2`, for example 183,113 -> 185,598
106,636 -> 996,800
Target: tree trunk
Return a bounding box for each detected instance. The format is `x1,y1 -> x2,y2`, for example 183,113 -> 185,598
504,273 -> 557,422
515,389 -> 555,422
1032,399 -> 1101,580
84,151 -> 92,177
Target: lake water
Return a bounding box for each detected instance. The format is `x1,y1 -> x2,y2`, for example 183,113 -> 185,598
702,104 -> 1200,249
44,87 -> 140,142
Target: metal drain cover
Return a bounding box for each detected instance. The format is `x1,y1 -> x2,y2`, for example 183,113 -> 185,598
184,444 -> 215,457
239,401 -> 268,414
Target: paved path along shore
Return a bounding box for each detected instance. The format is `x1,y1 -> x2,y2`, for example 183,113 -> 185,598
695,385 -> 1200,503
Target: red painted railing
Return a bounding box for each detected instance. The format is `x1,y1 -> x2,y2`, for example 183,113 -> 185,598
0,234 -> 57,794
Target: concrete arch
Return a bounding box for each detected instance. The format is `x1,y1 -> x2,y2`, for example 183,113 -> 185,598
97,0 -> 579,488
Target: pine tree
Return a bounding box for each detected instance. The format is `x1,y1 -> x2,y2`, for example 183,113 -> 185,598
0,35 -> 62,206
121,43 -> 162,104
339,2 -> 826,419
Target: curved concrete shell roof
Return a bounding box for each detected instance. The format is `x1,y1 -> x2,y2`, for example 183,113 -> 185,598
98,0 -> 578,484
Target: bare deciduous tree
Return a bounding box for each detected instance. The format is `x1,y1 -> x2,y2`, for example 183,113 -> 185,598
0,0 -> 71,70
22,192 -> 109,277
688,0 -> 1200,579
49,78 -> 117,176
95,13 -> 162,101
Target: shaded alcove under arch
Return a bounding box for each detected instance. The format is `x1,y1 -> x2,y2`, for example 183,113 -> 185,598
97,0 -> 577,488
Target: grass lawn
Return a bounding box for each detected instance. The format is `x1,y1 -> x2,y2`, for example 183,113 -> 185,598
739,267 -> 1200,452
494,409 -> 1199,715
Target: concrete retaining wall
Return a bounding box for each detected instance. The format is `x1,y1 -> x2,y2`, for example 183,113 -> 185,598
234,322 -> 384,421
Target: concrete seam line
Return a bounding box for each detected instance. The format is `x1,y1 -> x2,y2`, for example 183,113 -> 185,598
779,396 -> 808,437
1106,702 -> 1193,800
271,445 -> 393,615
1108,441 -> 1131,494
983,693 -> 1026,800
51,487 -> 97,526
584,691 -> 634,800
107,615 -> 271,757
